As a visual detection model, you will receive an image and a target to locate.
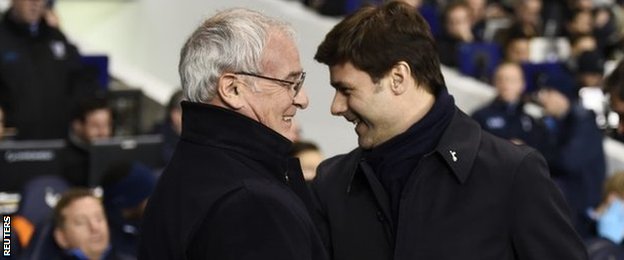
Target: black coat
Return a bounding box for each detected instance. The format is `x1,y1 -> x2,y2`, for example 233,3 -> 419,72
312,109 -> 587,260
0,11 -> 97,139
139,102 -> 327,260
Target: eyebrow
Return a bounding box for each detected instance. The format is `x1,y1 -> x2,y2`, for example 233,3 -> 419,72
284,70 -> 304,80
330,81 -> 348,90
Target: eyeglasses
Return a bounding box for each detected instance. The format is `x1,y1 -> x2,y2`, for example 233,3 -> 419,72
234,71 -> 306,97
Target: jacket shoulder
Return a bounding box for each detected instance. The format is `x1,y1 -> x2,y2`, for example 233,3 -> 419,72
314,149 -> 361,187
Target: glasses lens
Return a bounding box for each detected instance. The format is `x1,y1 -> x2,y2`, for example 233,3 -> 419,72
293,72 -> 306,97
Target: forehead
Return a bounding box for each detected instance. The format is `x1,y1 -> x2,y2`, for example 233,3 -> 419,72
329,62 -> 371,84
261,30 -> 301,76
62,197 -> 103,217
496,65 -> 522,77
85,109 -> 111,121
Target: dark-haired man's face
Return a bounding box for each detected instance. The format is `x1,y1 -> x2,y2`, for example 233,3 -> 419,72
73,108 -> 112,144
328,62 -> 399,149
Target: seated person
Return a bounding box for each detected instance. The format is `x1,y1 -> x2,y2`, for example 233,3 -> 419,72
62,97 -> 113,186
52,188 -> 113,260
472,62 -> 547,148
437,1 -> 475,67
591,171 -> 624,245
503,36 -> 531,63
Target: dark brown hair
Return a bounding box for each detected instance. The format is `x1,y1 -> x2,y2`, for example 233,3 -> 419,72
605,60 -> 624,100
314,1 -> 445,94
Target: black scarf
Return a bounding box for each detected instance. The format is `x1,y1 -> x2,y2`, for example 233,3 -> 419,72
364,87 -> 455,228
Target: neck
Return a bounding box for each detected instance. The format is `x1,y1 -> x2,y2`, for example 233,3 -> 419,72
392,87 -> 435,137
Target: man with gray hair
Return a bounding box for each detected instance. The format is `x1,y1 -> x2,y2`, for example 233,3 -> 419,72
139,8 -> 327,259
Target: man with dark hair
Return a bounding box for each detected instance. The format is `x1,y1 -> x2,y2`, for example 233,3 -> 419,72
312,2 -> 587,259
62,97 -> 113,186
605,60 -> 624,141
139,8 -> 327,260
0,0 -> 98,140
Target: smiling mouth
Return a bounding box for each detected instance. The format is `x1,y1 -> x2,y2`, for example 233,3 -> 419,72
282,116 -> 294,122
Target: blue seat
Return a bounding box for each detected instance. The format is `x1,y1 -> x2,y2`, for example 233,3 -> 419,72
80,55 -> 109,90
520,62 -> 575,98
457,42 -> 502,82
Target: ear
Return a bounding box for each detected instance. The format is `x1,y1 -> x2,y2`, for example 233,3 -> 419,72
388,61 -> 412,95
216,73 -> 246,110
53,228 -> 69,249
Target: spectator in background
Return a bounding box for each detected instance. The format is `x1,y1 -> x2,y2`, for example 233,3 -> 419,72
102,162 -> 156,259
437,1 -> 475,67
569,34 -> 597,58
585,171 -> 624,259
52,189 -> 118,260
537,85 -> 606,238
605,59 -> 624,141
592,171 -> 624,245
291,141 -> 323,182
0,0 -> 98,140
565,10 -> 594,39
62,97 -> 113,187
156,89 -> 183,163
575,50 -> 605,88
313,2 -> 586,259
508,0 -> 544,38
472,62 -> 547,148
503,36 -> 531,63
140,8 -> 327,260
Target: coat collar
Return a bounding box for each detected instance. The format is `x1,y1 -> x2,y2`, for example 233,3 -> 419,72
348,108 -> 482,186
433,109 -> 481,183
180,101 -> 293,178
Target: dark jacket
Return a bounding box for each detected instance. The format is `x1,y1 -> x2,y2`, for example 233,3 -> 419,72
312,108 -> 587,260
0,11 -> 96,139
472,98 -> 548,151
542,103 -> 606,238
139,102 -> 327,260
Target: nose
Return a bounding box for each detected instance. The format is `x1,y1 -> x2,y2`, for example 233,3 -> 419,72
330,91 -> 346,116
293,88 -> 309,109
88,218 -> 103,233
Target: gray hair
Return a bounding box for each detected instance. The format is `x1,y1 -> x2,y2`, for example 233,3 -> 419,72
179,8 -> 295,103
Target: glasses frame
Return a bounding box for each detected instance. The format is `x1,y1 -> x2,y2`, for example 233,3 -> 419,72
234,71 -> 306,97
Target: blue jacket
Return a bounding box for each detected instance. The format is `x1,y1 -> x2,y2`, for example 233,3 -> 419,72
542,103 -> 606,238
472,98 -> 548,150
